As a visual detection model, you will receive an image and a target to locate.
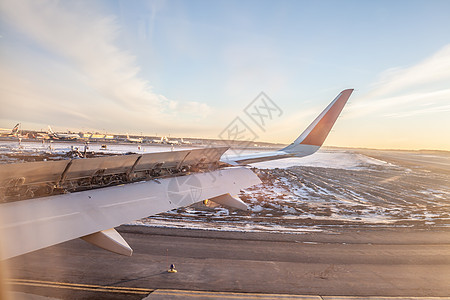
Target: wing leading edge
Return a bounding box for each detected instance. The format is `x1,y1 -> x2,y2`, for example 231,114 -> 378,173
221,89 -> 353,165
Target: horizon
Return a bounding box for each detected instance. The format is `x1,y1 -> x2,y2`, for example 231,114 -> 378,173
1,1 -> 449,151
2,125 -> 449,153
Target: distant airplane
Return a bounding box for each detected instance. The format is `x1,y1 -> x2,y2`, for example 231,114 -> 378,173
126,133 -> 143,143
151,136 -> 179,145
180,138 -> 191,145
151,136 -> 164,144
47,126 -> 80,140
0,123 -> 20,137
0,89 -> 353,259
162,136 -> 179,145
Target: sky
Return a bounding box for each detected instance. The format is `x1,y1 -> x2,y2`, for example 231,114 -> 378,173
0,0 -> 449,150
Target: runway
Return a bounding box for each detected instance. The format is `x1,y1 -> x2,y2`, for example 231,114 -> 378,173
4,225 -> 450,299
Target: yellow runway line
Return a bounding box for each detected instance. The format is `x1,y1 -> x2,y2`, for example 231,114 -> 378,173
7,278 -> 153,295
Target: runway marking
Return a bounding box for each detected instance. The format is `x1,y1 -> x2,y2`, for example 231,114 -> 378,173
7,281 -> 449,299
8,279 -> 152,295
9,278 -> 152,291
150,289 -> 320,299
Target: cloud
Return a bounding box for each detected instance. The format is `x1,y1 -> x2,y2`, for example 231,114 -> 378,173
0,0 -> 210,119
348,88 -> 450,118
371,45 -> 450,97
346,44 -> 450,119
383,103 -> 450,118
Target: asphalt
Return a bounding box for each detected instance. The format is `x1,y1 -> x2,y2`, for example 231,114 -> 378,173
3,225 -> 450,299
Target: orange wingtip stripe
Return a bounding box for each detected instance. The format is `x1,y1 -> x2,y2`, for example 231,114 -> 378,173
300,89 -> 353,146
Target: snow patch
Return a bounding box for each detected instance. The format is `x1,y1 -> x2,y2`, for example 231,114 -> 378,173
249,149 -> 390,170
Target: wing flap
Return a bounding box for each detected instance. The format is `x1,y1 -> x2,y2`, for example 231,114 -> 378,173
0,147 -> 230,203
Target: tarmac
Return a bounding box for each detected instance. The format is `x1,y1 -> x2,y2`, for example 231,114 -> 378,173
4,225 -> 450,299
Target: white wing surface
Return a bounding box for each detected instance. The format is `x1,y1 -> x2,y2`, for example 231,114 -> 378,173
0,167 -> 259,259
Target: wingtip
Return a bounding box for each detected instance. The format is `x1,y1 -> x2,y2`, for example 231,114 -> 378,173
282,88 -> 354,151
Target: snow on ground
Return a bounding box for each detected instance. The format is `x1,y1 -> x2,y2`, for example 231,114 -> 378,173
0,140 -> 187,155
249,149 -> 390,170
2,140 -> 449,233
2,140 -> 388,171
0,140 -> 196,163
129,218 -> 324,233
147,149 -> 449,232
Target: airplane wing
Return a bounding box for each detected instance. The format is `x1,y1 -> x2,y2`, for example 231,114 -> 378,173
0,165 -> 259,259
221,89 -> 353,165
0,147 -> 260,259
0,89 -> 352,259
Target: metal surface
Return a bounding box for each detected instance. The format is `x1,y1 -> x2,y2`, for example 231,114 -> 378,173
134,147 -> 228,171
209,193 -> 248,210
0,167 -> 261,259
80,228 -> 133,256
64,154 -> 141,181
0,147 -> 229,202
0,160 -> 70,186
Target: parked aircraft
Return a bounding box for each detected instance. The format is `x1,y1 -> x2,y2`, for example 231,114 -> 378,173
151,136 -> 179,145
162,136 -> 180,145
47,126 -> 80,140
126,133 -> 143,143
0,89 -> 353,259
0,123 -> 20,137
180,138 -> 192,145
151,136 -> 164,143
